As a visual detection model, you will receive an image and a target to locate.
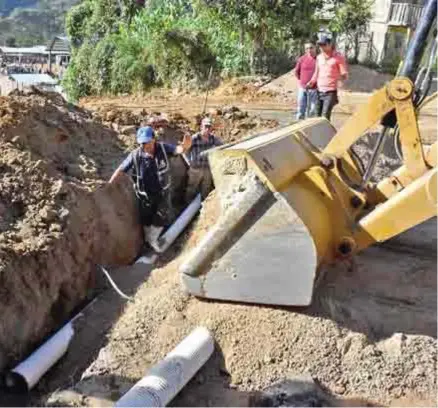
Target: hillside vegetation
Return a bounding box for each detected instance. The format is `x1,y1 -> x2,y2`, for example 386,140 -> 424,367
0,0 -> 77,46
64,0 -> 372,100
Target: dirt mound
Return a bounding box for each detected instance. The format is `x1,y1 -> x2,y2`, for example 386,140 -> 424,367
213,76 -> 272,98
260,65 -> 393,100
93,104 -> 279,146
0,92 -> 143,372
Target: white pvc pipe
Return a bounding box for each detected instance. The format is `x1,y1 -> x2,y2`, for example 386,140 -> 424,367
5,321 -> 75,392
115,326 -> 214,407
156,194 -> 202,254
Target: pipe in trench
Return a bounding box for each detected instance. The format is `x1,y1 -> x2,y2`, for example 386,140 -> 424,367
156,193 -> 202,254
4,320 -> 75,392
2,295 -> 102,393
115,326 -> 214,407
1,195 -> 202,393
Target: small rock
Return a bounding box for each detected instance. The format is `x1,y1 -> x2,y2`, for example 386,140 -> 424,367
59,207 -> 70,220
49,223 -> 62,232
120,125 -> 137,135
377,332 -> 406,357
333,384 -> 346,395
263,355 -> 275,364
11,135 -> 21,144
39,208 -> 57,222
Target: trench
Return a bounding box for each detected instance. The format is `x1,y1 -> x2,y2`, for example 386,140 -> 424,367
0,103 -> 436,407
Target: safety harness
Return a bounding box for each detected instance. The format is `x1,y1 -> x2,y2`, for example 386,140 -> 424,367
132,143 -> 171,200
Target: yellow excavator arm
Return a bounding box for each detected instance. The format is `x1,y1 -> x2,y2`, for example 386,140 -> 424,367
179,0 -> 437,306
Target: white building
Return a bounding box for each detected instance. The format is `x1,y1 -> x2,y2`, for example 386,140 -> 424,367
363,0 -> 426,67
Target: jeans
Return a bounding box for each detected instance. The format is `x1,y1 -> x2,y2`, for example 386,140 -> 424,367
296,87 -> 318,120
317,90 -> 338,121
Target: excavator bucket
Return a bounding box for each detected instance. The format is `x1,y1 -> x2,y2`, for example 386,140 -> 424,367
180,1 -> 438,306
180,119 -> 363,306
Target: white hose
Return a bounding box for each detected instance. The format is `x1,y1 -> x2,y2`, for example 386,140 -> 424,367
115,327 -> 214,407
156,194 -> 202,254
135,255 -> 158,265
5,322 -> 75,392
99,265 -> 133,302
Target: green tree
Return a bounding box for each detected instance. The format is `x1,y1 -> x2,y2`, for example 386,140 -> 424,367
201,0 -> 323,72
4,35 -> 15,46
328,0 -> 373,62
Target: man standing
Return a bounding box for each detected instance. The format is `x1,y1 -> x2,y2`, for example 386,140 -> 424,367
109,126 -> 191,251
308,35 -> 348,121
294,41 -> 318,120
185,117 -> 223,202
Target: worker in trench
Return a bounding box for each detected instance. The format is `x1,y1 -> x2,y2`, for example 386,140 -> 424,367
184,117 -> 223,203
109,125 -> 192,251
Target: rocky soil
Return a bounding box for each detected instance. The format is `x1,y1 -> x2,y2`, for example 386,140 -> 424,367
0,87 -> 435,408
47,192 -> 437,407
0,90 -> 279,389
0,89 -> 144,375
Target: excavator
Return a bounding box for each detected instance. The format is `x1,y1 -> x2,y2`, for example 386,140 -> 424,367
179,0 -> 437,306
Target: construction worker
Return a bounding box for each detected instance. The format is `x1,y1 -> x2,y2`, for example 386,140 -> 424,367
308,35 -> 348,121
294,41 -> 318,120
147,115 -> 167,136
109,126 -> 191,251
185,117 -> 223,202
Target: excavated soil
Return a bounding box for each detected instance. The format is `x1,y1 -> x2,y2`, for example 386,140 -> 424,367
47,194 -> 437,408
0,90 -> 145,375
46,119 -> 436,407
0,90 -> 280,405
1,87 -> 436,407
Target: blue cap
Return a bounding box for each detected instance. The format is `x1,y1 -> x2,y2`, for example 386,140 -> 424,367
317,35 -> 332,45
136,126 -> 155,144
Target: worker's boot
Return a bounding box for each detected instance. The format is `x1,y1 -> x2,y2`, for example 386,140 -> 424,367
144,225 -> 164,252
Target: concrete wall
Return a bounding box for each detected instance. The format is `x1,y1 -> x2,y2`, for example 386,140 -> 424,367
357,0 -> 425,66
0,75 -> 17,96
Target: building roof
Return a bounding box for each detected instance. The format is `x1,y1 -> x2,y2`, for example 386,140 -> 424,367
0,45 -> 48,55
10,74 -> 58,85
0,36 -> 71,56
46,36 -> 70,54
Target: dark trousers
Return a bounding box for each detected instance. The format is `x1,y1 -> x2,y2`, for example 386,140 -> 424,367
317,90 -> 338,121
137,192 -> 169,227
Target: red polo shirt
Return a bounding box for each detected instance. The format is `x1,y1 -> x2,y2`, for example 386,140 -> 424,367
311,51 -> 348,92
294,54 -> 317,88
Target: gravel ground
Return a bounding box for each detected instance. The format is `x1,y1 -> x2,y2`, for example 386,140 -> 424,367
45,193 -> 437,407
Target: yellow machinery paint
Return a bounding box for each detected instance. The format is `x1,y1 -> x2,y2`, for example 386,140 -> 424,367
180,77 -> 437,306
179,0 -> 438,305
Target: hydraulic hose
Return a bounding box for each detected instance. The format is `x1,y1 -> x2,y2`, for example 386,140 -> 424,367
398,0 -> 437,81
382,0 -> 437,129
